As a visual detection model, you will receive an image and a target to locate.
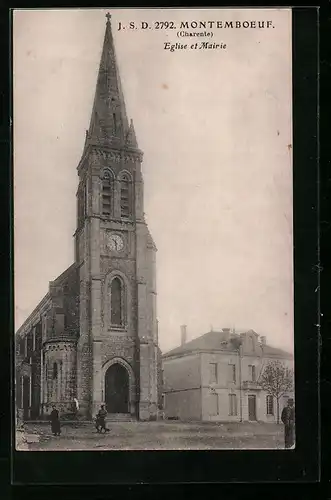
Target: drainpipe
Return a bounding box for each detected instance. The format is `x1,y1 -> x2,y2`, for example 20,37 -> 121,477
238,344 -> 243,422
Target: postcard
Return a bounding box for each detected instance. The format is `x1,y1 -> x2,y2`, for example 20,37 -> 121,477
14,8 -> 295,452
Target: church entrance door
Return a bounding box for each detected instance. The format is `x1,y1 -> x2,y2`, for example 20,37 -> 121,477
105,363 -> 129,413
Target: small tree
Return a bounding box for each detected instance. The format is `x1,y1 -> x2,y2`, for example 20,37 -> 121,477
259,360 -> 294,424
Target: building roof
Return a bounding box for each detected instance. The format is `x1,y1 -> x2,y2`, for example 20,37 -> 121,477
162,329 -> 293,359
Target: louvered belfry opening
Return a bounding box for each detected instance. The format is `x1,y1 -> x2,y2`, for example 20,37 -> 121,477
120,175 -> 130,218
102,170 -> 113,216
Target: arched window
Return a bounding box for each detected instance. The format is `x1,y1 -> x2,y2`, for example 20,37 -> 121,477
77,186 -> 84,226
102,170 -> 114,217
84,180 -> 88,216
120,174 -> 131,218
111,277 -> 123,326
53,362 -> 58,380
113,113 -> 117,135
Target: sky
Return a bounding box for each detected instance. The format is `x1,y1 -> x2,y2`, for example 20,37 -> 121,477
14,8 -> 293,353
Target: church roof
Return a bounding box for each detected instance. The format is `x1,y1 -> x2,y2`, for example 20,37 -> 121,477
163,330 -> 293,359
85,14 -> 138,151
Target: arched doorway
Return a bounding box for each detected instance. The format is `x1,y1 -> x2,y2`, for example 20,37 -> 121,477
105,363 -> 129,413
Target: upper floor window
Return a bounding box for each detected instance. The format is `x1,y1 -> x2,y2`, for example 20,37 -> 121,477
53,362 -> 58,380
266,395 -> 274,415
113,113 -> 117,135
248,364 -> 256,382
27,330 -> 34,357
102,170 -> 114,217
42,314 -> 47,340
35,324 -> 42,351
17,337 -> 24,356
110,277 -> 124,326
209,363 -> 218,384
84,180 -> 88,216
120,173 -> 131,218
228,363 -> 236,383
77,181 -> 87,227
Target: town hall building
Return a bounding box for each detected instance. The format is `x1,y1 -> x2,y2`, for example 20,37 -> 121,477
15,14 -> 161,421
163,327 -> 294,423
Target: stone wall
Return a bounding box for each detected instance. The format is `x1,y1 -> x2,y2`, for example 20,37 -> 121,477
63,267 -> 80,339
164,389 -> 202,421
157,347 -> 163,409
101,335 -> 135,365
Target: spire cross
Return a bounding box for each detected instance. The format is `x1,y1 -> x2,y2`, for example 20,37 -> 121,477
106,12 -> 111,22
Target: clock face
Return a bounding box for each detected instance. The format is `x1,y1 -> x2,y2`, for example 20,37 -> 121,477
107,233 -> 124,252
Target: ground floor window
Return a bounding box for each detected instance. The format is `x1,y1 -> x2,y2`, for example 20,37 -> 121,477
266,395 -> 274,415
209,392 -> 219,416
229,393 -> 237,416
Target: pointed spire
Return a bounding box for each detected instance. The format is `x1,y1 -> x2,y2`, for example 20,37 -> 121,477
85,13 -> 134,150
126,118 -> 138,148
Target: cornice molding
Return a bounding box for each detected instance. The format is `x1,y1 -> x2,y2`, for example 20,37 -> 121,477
91,148 -> 143,165
44,340 -> 77,352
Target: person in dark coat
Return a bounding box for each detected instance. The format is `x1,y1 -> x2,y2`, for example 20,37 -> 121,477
281,398 -> 295,448
95,405 -> 109,433
50,405 -> 61,436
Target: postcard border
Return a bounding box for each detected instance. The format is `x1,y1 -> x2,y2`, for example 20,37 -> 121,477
7,6 -> 320,485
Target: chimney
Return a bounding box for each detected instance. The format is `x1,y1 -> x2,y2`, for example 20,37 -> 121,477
222,327 -> 231,341
180,325 -> 187,346
260,336 -> 266,345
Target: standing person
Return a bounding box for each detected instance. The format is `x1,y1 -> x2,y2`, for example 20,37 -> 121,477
50,405 -> 61,436
73,398 -> 79,417
95,405 -> 109,433
72,398 -> 79,428
281,398 -> 295,448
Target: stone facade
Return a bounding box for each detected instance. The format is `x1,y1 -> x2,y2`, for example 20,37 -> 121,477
163,329 -> 294,423
15,16 -> 160,422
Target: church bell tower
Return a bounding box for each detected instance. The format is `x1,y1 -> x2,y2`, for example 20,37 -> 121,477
74,14 -> 159,420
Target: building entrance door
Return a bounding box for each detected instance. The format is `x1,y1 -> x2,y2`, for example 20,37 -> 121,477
248,394 -> 257,421
105,363 -> 129,413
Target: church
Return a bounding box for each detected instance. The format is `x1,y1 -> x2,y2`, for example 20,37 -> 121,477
15,14 -> 162,421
